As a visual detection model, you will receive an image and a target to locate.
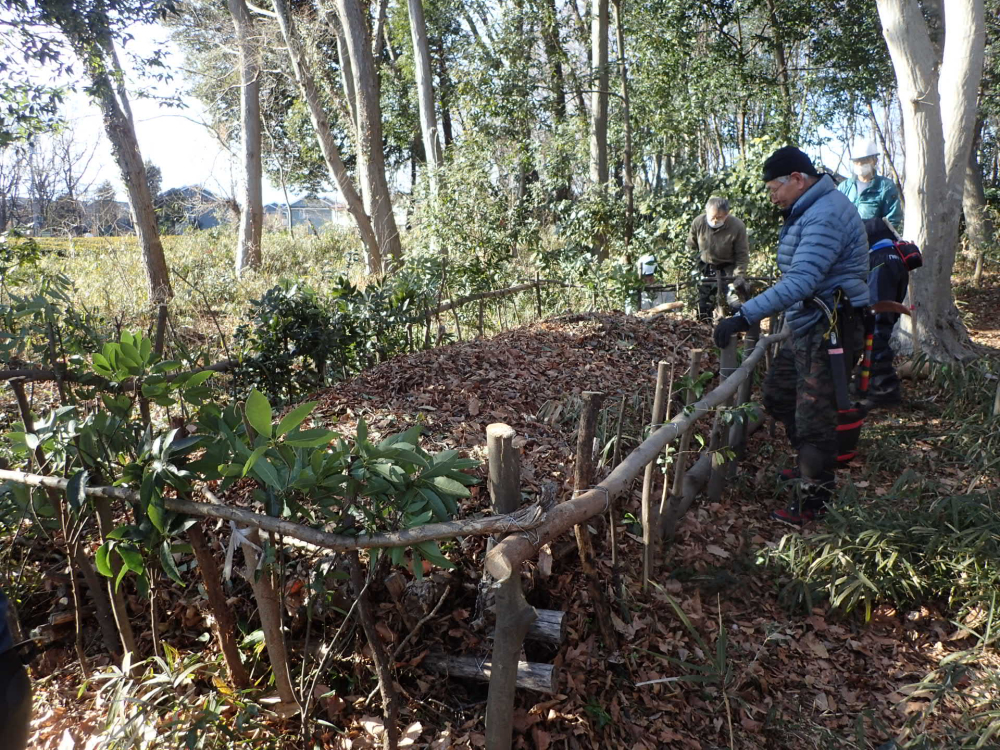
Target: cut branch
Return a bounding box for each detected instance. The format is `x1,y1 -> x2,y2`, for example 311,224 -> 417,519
0,471 -> 546,553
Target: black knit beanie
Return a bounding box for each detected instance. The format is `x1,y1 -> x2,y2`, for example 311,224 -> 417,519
761,146 -> 820,182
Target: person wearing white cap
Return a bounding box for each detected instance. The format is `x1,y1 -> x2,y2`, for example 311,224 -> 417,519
634,254 -> 675,310
837,139 -> 903,230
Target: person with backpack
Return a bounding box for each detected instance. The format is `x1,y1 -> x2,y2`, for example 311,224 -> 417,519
860,217 -> 921,408
837,139 -> 903,230
713,146 -> 869,526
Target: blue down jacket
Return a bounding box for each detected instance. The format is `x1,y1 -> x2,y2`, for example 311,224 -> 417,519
741,175 -> 869,336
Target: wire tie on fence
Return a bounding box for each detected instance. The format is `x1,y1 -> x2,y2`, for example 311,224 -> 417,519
500,512 -> 540,545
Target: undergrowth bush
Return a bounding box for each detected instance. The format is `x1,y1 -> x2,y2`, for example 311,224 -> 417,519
760,488 -> 1000,619
233,274 -> 434,403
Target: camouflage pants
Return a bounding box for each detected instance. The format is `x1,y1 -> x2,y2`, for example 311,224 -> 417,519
762,313 -> 864,501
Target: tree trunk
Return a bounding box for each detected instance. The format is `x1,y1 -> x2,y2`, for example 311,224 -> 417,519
611,0 -> 634,243
876,0 -> 985,362
371,0 -> 389,64
541,0 -> 567,122
589,0 -> 609,185
407,0 -> 443,195
188,522 -> 250,689
271,0 -> 384,274
765,0 -> 793,140
348,551 -> 399,750
229,0 -> 264,275
329,12 -> 358,131
73,40 -> 172,302
963,119 -> 994,286
436,45 -> 454,147
334,0 -> 404,266
241,528 -> 297,704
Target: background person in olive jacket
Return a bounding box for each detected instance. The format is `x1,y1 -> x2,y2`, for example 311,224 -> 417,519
686,196 -> 750,321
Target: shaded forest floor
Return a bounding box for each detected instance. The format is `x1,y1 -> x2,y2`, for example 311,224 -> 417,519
21,274 -> 1000,749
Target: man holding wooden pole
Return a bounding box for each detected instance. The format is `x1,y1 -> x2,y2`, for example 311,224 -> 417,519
712,147 -> 869,525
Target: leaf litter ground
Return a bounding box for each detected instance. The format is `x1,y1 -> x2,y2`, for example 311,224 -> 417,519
23,288 -> 1000,749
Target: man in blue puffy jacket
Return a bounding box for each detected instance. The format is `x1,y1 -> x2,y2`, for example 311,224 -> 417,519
713,146 -> 869,525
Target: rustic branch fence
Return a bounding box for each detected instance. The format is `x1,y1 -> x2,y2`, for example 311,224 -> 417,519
1,276 -> 790,748
0,323 -> 788,748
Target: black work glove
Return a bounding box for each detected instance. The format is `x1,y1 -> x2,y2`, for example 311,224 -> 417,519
713,312 -> 750,348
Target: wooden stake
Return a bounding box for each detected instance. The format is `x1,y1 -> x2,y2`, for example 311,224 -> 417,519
609,394 -> 627,567
657,363 -> 676,537
535,272 -> 543,319
641,362 -> 670,589
485,423 -> 535,750
572,393 -> 616,649
708,337 -> 740,500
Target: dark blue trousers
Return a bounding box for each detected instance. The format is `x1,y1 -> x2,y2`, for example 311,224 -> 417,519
867,248 -> 909,399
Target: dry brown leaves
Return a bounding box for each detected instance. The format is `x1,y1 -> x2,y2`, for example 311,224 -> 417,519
26,305 -> 999,749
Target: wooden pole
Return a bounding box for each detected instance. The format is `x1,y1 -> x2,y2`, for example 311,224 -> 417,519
535,272 -> 543,319
641,362 -> 670,589
658,349 -> 701,549
572,392 -> 617,650
0,470 -> 547,554
485,424 -> 535,750
708,334 -> 740,499
609,394 -> 626,567
657,363 -> 676,539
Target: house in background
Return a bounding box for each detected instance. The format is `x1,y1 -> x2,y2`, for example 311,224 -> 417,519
264,197 -> 352,232
156,186 -> 223,233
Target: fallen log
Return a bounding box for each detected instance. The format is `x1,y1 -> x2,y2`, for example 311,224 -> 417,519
488,608 -> 566,647
422,653 -> 558,694
485,327 -> 791,582
636,300 -> 685,317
